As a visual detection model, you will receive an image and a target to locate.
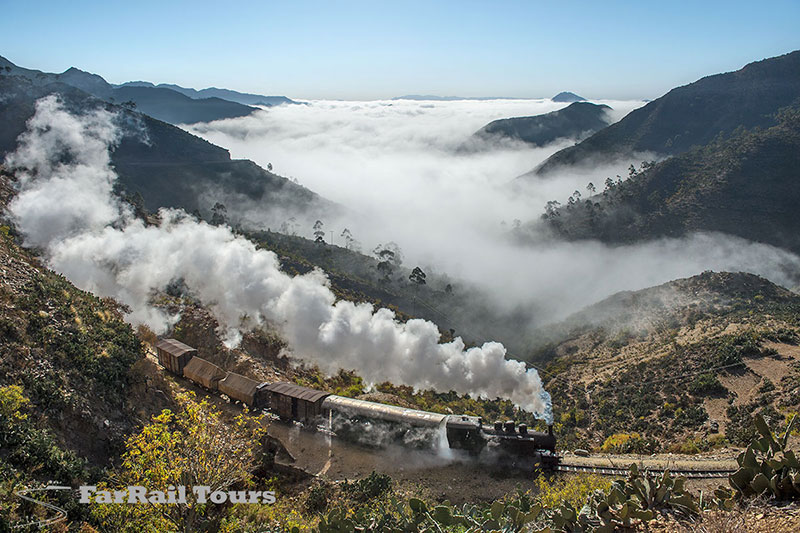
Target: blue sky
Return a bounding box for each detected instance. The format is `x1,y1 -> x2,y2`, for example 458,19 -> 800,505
2,0 -> 799,100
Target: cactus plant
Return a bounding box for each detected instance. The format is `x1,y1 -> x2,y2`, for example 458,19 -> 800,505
728,413 -> 800,499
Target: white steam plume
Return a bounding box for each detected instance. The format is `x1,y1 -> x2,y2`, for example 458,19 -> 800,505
5,96 -> 553,422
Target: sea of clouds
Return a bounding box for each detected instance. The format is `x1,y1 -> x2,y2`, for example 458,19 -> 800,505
187,98 -> 800,324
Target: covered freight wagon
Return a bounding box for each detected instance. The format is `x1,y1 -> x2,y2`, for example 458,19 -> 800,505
219,372 -> 261,406
155,338 -> 196,374
182,357 -> 226,389
262,382 -> 330,424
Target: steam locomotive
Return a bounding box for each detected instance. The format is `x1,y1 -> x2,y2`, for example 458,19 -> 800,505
155,338 -> 559,469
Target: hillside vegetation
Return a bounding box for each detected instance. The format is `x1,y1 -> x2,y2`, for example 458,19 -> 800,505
463,102 -> 611,150
0,168 -> 160,527
528,50 -> 800,177
527,271 -> 800,452
529,105 -> 800,253
2,165 -> 800,530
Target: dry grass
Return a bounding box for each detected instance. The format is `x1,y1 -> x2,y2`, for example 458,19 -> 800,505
661,496 -> 800,533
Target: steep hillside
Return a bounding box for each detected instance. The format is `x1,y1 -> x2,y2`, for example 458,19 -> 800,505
527,271 -> 800,452
119,81 -> 297,106
2,168 -> 798,530
0,168 -> 155,471
0,55 -> 256,124
464,102 -> 611,149
0,74 -> 338,222
528,50 -> 800,177
529,105 -> 800,253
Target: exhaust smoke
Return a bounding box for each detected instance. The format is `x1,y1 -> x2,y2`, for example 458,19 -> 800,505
4,96 -> 553,422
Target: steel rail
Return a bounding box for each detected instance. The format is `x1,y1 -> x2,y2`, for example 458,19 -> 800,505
555,462 -> 734,479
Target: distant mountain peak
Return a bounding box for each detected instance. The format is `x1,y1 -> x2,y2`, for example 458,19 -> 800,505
552,91 -> 586,102
55,66 -> 113,98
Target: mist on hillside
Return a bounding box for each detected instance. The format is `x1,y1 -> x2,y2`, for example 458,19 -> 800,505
187,98 -> 800,335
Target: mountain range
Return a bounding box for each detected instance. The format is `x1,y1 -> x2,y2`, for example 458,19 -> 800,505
0,72 -> 337,224
525,50 -> 800,178
117,81 -> 297,107
3,49 -> 800,530
0,55 -> 297,124
528,101 -> 800,254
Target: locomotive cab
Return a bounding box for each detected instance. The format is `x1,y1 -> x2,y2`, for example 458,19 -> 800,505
445,415 -> 483,452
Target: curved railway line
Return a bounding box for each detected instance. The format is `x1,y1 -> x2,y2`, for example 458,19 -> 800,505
11,486 -> 71,530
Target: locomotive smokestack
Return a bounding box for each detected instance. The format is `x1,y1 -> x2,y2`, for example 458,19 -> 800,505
548,424 -> 554,436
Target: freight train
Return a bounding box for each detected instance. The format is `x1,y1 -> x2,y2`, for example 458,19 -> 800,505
155,338 -> 559,469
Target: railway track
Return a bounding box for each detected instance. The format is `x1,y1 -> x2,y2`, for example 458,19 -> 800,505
556,462 -> 735,479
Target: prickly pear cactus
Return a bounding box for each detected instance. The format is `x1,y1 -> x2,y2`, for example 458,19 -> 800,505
728,413 -> 800,499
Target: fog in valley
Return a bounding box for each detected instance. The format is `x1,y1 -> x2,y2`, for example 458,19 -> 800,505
187,98 -> 800,330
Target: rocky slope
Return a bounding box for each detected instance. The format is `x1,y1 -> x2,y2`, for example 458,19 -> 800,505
526,271 -> 800,452
0,168 -> 155,469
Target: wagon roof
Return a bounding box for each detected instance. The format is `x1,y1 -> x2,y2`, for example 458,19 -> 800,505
183,357 -> 226,382
219,372 -> 261,396
263,382 -> 330,402
154,338 -> 196,356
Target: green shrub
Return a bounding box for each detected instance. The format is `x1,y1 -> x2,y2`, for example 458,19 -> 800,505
305,482 -> 331,513
601,432 -> 659,454
349,471 -> 392,502
726,404 -> 757,445
535,472 -> 611,509
688,374 -> 727,396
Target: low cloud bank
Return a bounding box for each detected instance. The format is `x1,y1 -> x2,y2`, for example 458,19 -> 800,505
187,98 -> 800,325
